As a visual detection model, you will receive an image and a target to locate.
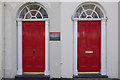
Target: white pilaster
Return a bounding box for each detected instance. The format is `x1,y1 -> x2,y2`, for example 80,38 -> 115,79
74,20 -> 78,75
17,19 -> 23,75
44,20 -> 49,75
101,19 -> 107,75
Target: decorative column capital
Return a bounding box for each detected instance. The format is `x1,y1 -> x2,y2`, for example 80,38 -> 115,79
101,18 -> 107,22
74,20 -> 78,25
17,18 -> 22,22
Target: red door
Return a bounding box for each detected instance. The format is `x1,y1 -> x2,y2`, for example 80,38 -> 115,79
22,21 -> 45,73
77,21 -> 101,73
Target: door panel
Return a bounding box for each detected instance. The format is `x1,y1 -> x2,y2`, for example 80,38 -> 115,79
77,21 -> 101,72
22,21 -> 45,73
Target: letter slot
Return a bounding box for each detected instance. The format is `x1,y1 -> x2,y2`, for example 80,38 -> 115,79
85,51 -> 93,54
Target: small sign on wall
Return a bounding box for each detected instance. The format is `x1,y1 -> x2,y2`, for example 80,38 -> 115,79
49,32 -> 60,41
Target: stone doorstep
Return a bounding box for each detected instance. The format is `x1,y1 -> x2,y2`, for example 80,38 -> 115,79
73,74 -> 108,78
2,78 -> 120,80
52,78 -> 120,80
73,78 -> 120,80
1,78 -> 15,80
15,74 -> 50,78
15,74 -> 50,80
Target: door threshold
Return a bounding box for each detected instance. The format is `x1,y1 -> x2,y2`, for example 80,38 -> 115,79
15,74 -> 50,80
23,72 -> 44,74
15,74 -> 50,77
73,74 -> 108,78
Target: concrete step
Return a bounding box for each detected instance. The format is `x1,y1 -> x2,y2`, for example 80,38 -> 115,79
15,74 -> 50,80
14,74 -> 120,80
51,78 -> 120,80
2,78 -> 120,80
73,74 -> 108,78
73,78 -> 120,80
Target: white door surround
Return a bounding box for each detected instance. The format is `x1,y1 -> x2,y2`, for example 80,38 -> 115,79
73,2 -> 107,75
17,3 -> 49,75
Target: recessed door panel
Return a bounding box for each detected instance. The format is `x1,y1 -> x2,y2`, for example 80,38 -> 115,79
22,21 -> 45,73
77,21 -> 101,72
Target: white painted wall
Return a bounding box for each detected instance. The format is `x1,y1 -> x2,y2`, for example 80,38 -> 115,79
4,2 -> 18,78
49,2 -> 61,78
61,2 -> 76,78
1,1 -> 119,79
101,2 -> 118,78
0,2 -> 4,80
117,1 -> 120,79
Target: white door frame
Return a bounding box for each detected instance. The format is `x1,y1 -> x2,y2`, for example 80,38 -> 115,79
73,18 -> 107,75
17,19 -> 49,75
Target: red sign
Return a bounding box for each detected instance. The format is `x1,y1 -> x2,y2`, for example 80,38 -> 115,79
49,32 -> 60,41
50,32 -> 60,34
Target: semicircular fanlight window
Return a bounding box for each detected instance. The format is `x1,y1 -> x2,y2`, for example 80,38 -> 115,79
74,3 -> 104,19
18,3 -> 48,19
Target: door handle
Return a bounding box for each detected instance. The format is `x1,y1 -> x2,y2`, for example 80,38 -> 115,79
33,51 -> 35,53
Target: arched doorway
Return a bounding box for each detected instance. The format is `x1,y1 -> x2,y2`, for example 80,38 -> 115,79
73,2 -> 107,75
17,3 -> 49,75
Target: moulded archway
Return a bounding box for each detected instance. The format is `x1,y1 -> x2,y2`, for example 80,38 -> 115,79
73,2 -> 106,19
73,2 -> 107,76
17,2 -> 49,19
17,2 -> 49,75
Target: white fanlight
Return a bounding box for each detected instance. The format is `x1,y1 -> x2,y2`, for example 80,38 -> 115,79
18,3 -> 48,19
74,3 -> 105,19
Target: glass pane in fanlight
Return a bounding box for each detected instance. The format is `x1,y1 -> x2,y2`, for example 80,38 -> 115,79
83,4 -> 95,10
80,12 -> 86,18
31,17 -> 36,19
36,13 -> 42,19
87,16 -> 92,18
27,4 -> 40,10
31,11 -> 37,16
74,7 -> 83,18
95,7 -> 104,18
25,13 -> 31,19
86,10 -> 92,15
92,12 -> 98,18
19,7 -> 28,19
40,7 -> 48,18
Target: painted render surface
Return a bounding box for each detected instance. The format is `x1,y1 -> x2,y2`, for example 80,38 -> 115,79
100,2 -> 118,78
0,3 -> 2,79
118,2 -> 120,79
0,2 -> 4,80
0,1 -> 119,79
